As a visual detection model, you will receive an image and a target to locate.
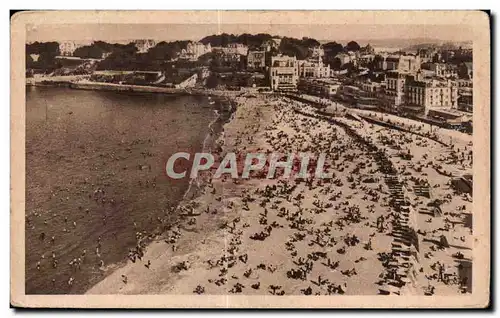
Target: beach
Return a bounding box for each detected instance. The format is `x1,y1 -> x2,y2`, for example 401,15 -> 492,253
86,93 -> 473,296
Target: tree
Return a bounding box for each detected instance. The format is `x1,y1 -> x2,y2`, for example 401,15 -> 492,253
25,53 -> 35,71
279,37 -> 319,60
147,41 -> 189,61
323,41 -> 344,66
323,42 -> 344,55
200,33 -> 238,47
197,52 -> 215,66
331,58 -> 342,70
95,40 -> 192,71
73,45 -> 106,59
26,41 -> 60,57
345,41 -> 361,52
302,37 -> 320,48
200,33 -> 274,49
74,41 -> 138,59
236,33 -> 273,49
25,41 -> 61,71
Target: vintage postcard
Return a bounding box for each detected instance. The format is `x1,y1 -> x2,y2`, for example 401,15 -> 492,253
11,10 -> 490,308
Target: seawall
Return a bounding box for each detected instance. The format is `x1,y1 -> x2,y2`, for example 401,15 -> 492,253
27,78 -> 241,99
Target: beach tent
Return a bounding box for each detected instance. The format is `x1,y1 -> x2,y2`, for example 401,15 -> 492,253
439,235 -> 450,248
432,206 -> 443,217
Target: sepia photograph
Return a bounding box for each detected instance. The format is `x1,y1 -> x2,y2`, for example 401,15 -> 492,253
10,10 -> 490,308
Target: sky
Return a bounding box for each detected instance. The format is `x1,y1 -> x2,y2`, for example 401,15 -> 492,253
26,23 -> 474,45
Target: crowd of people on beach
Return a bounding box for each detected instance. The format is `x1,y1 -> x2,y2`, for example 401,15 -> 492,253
99,94 -> 471,296
41,93 -> 473,296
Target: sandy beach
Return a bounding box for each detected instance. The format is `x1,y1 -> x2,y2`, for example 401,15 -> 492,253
86,94 -> 473,296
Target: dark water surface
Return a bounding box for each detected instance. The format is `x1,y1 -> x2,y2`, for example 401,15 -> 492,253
25,86 -> 217,294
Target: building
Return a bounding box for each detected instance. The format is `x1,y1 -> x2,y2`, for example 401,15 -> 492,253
382,71 -> 407,108
101,52 -> 112,59
428,63 -> 458,78
334,52 -> 356,68
181,42 -> 211,60
417,47 -> 438,63
269,55 -> 299,91
29,54 -> 40,62
458,79 -> 473,88
59,42 -> 77,56
133,40 -> 157,53
59,41 -> 89,56
247,50 -> 266,71
458,91 -> 473,112
457,79 -> 473,112
271,37 -> 282,47
351,78 -> 383,108
331,69 -> 349,76
383,55 -> 400,70
360,44 -> 375,55
346,51 -> 358,65
213,51 -> 242,69
358,54 -> 375,66
405,76 -> 458,113
298,78 -> 340,98
398,55 -> 421,73
378,54 -> 421,73
359,80 -> 382,97
335,53 -> 351,65
337,85 -> 361,104
297,58 -> 330,78
260,39 -> 278,52
309,46 -> 324,59
213,44 -> 249,56
225,43 -> 249,56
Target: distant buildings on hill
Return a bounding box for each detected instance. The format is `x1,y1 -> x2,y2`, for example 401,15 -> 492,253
261,42 -> 473,116
33,37 -> 475,117
180,42 -> 212,61
247,50 -> 266,71
59,41 -> 92,56
133,39 -> 157,53
212,43 -> 249,56
377,54 -> 421,73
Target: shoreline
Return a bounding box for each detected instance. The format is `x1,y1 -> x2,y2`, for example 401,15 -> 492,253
182,98 -> 235,202
85,93 -> 268,295
79,92 -> 236,294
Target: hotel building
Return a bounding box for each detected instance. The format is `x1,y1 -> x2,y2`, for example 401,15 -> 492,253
269,55 -> 299,91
